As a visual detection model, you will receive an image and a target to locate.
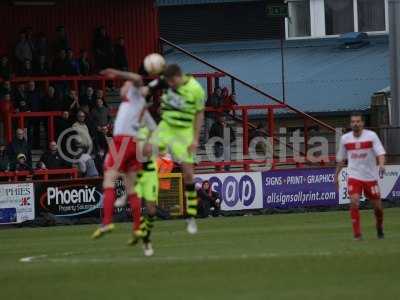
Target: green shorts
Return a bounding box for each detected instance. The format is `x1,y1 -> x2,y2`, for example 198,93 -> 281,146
153,120 -> 195,164
135,161 -> 158,203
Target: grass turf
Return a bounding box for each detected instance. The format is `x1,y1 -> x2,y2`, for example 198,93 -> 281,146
1,208 -> 400,300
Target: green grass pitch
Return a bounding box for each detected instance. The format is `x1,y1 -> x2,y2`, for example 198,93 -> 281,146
1,208 -> 400,300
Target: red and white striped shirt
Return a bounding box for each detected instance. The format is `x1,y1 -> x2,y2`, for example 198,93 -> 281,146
337,129 -> 386,181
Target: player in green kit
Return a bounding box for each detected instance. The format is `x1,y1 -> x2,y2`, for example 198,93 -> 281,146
130,126 -> 158,256
153,64 -> 205,234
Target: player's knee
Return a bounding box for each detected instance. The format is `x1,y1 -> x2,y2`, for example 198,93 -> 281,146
350,196 -> 360,209
103,171 -> 117,188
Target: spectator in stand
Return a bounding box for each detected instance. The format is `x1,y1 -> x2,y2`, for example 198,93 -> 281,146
52,49 -> 69,75
80,86 -> 95,108
25,26 -> 35,53
93,26 -> 113,71
0,94 -> 13,145
15,31 -> 33,72
26,81 -> 42,148
7,128 -> 32,167
78,49 -> 91,75
76,145 -> 99,177
91,98 -> 110,129
0,56 -> 12,80
209,115 -> 224,159
72,110 -> 93,151
95,89 -> 108,107
53,26 -> 69,54
198,180 -> 221,218
36,33 -> 48,58
26,81 -> 41,112
34,55 -> 50,76
56,111 -> 72,139
66,49 -> 80,75
0,144 -> 10,171
10,153 -> 32,173
0,81 -> 11,98
43,86 -> 62,111
37,141 -> 69,170
65,90 -> 80,114
13,83 -> 30,112
20,59 -> 33,76
114,36 -> 128,70
209,116 -> 235,170
205,86 -> 223,139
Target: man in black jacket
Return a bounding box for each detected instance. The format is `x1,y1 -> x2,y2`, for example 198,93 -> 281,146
7,128 -> 32,167
37,141 -> 69,169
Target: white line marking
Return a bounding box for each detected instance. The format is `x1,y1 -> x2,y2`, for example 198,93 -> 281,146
19,255 -> 48,263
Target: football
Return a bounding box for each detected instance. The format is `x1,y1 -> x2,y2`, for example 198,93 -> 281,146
143,53 -> 166,75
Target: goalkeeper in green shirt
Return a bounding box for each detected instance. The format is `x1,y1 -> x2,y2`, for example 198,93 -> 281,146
152,64 -> 205,234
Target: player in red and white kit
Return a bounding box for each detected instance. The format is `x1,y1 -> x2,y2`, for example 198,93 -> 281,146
92,69 -> 155,243
336,112 -> 386,240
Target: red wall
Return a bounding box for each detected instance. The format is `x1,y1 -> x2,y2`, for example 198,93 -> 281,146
0,0 -> 159,71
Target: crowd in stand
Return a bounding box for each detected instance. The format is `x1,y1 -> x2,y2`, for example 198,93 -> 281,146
1,25 -> 128,79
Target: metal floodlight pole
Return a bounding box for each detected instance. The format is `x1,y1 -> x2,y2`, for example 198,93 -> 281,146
388,0 -> 400,155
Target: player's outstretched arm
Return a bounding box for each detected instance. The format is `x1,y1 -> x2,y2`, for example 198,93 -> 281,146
100,68 -> 142,85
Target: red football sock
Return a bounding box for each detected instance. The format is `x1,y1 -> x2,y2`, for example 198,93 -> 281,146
102,188 -> 116,225
350,207 -> 361,237
128,194 -> 141,231
374,208 -> 384,231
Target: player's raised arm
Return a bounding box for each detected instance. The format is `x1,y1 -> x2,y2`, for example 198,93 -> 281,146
100,68 -> 143,86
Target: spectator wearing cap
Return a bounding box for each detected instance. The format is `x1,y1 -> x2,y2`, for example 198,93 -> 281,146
37,141 -> 69,170
114,36 -> 128,70
7,128 -> 32,167
10,153 -> 32,172
0,56 -> 12,80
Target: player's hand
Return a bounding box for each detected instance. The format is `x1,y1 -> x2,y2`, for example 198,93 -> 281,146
100,68 -> 119,79
188,141 -> 199,154
143,143 -> 153,158
379,166 -> 385,179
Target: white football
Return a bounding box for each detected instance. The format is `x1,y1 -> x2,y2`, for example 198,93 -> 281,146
143,53 -> 166,75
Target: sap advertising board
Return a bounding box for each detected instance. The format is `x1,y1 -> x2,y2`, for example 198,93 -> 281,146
195,172 -> 264,211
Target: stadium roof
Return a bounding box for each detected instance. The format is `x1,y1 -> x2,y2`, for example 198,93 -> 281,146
156,0 -> 256,6
164,36 -> 390,113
